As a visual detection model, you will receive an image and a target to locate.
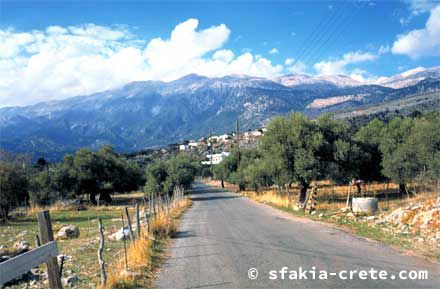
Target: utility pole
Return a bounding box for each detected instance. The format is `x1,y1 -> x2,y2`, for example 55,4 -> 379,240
209,130 -> 213,178
236,119 -> 240,165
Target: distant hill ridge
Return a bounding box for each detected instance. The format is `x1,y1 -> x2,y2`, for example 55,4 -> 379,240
1,66 -> 440,160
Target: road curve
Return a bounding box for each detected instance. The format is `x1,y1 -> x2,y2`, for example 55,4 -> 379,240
155,182 -> 440,289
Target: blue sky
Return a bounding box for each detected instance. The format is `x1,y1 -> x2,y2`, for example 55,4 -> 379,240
1,0 -> 439,106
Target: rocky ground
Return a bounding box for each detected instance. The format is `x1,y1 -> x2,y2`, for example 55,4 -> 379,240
372,197 -> 440,245
330,196 -> 440,257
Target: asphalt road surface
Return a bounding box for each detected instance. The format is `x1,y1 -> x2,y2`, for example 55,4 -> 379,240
155,182 -> 440,289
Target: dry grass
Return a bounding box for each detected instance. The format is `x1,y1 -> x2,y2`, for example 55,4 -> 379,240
204,178 -> 439,212
242,190 -> 291,208
105,198 -> 191,289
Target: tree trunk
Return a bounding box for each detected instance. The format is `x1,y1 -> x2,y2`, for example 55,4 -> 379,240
221,179 -> 225,188
298,181 -> 310,204
277,184 -> 283,195
90,192 -> 97,205
356,182 -> 362,195
399,183 -> 409,198
99,191 -> 113,204
0,206 -> 9,222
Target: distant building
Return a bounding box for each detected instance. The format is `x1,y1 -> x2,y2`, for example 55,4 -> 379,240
251,130 -> 263,137
201,152 -> 231,165
179,144 -> 188,151
218,134 -> 231,142
188,141 -> 198,148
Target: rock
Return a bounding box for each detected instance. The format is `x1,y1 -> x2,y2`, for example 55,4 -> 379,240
293,205 -> 300,211
62,273 -> 79,287
57,254 -> 73,263
411,208 -> 439,226
1,255 -> 11,262
346,212 -> 356,219
56,225 -> 80,240
318,213 -> 324,218
366,216 -> 377,221
310,211 -> 316,215
109,227 -> 130,241
13,240 -> 30,253
386,208 -> 413,225
17,230 -> 29,237
375,219 -> 386,225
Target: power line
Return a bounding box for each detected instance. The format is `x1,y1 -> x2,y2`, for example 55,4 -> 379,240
295,4 -> 345,66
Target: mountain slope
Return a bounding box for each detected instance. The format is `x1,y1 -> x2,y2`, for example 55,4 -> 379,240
1,71 -> 440,160
374,66 -> 440,89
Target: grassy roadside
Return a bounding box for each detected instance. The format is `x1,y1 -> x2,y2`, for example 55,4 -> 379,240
105,198 -> 191,289
202,179 -> 440,262
1,204 -> 130,288
0,192 -> 191,289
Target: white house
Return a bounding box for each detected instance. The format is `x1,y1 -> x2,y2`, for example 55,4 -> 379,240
201,152 -> 231,165
179,144 -> 188,151
188,141 -> 198,148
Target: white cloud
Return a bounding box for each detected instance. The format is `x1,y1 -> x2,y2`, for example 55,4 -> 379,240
314,51 -> 378,75
0,19 -> 284,107
406,0 -> 437,15
213,49 -> 234,62
392,5 -> 440,58
399,0 -> 437,26
284,58 -> 307,74
269,48 -> 279,55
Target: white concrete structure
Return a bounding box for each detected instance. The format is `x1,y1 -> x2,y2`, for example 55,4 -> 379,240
188,142 -> 198,148
201,152 -> 231,165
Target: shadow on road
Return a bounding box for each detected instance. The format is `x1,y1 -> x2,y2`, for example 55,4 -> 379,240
187,188 -> 229,195
190,195 -> 239,201
185,281 -> 233,289
172,230 -> 197,239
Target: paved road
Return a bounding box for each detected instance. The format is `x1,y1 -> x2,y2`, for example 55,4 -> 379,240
155,182 -> 440,289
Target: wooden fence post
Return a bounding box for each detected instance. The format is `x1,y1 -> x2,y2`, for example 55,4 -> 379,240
120,212 -> 128,270
37,210 -> 63,289
135,203 -> 141,239
97,218 -> 106,288
123,207 -> 135,242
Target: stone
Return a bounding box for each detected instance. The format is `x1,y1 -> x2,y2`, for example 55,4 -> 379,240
386,208 -> 412,225
346,212 -> 356,219
57,254 -> 73,263
366,216 -> 377,221
109,227 -> 130,241
56,225 -> 80,240
62,273 -> 79,287
13,240 -> 30,253
412,208 -> 439,226
375,219 -> 386,225
318,213 -> 324,218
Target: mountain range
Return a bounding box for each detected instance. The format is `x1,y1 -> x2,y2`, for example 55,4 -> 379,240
1,66 -> 439,160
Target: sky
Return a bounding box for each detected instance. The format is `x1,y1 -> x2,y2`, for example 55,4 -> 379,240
0,0 -> 440,107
